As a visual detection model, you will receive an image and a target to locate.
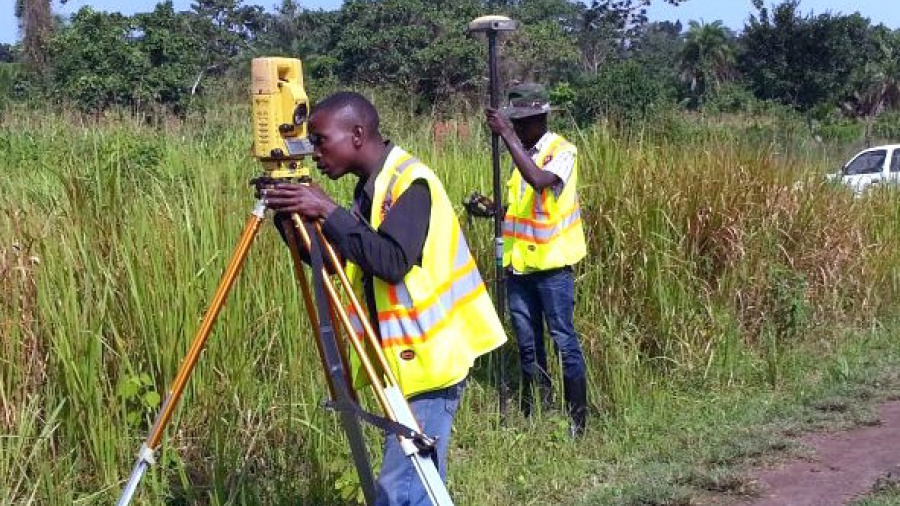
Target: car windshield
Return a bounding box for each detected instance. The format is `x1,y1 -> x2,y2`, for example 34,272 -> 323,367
844,150 -> 887,175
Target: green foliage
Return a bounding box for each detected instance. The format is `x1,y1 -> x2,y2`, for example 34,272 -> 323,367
701,82 -> 764,114
0,63 -> 27,108
0,43 -> 17,63
116,373 -> 161,426
189,0 -> 265,69
740,0 -> 878,111
843,27 -> 900,129
817,120 -> 864,144
47,8 -> 145,112
331,0 -> 484,108
854,475 -> 900,506
133,2 -> 207,113
5,0 -> 898,137
503,0 -> 582,82
632,21 -> 684,84
4,106 -> 900,505
549,81 -> 575,109
874,111 -> 900,140
572,60 -> 670,125
46,2 -> 210,114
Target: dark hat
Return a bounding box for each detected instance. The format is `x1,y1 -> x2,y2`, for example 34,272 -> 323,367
501,83 -> 556,120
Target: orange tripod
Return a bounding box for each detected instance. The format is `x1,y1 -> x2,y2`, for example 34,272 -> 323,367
116,193 -> 454,506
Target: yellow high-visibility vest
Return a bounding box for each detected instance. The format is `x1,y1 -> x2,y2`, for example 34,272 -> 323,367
345,146 -> 507,397
503,133 -> 586,272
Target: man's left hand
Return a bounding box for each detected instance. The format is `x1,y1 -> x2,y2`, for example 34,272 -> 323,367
261,182 -> 338,220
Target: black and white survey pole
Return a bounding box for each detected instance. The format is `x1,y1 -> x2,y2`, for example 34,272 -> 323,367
467,15 -> 517,420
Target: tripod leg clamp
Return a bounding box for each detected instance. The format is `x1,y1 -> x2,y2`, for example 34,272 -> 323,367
137,443 -> 157,466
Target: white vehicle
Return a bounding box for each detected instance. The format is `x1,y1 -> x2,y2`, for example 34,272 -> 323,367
828,144 -> 900,194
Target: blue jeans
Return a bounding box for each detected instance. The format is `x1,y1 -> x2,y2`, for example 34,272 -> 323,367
374,380 -> 465,506
507,267 -> 586,381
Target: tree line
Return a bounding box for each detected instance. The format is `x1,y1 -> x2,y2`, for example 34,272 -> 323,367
2,0 -> 899,130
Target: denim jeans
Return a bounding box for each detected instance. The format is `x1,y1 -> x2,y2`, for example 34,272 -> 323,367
374,379 -> 466,506
507,267 -> 586,381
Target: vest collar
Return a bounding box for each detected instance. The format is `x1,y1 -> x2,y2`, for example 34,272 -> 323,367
528,131 -> 557,155
357,141 -> 395,206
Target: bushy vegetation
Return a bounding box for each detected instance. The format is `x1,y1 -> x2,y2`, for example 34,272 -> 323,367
2,104 -> 900,504
3,0 -> 900,137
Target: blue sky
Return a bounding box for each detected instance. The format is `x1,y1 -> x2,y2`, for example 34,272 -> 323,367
2,0 -> 898,45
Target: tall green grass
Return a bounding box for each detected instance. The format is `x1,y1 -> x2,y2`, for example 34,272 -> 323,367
2,104 -> 900,505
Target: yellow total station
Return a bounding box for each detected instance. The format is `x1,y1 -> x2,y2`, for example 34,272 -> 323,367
251,57 -> 313,178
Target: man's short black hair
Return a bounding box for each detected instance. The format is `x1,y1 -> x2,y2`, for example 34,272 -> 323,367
312,91 -> 380,135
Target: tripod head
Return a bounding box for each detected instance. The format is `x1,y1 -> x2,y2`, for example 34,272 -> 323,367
251,57 -> 313,179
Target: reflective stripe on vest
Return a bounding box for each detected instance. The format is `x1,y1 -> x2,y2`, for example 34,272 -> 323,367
503,205 -> 582,244
348,218 -> 485,347
378,241 -> 485,347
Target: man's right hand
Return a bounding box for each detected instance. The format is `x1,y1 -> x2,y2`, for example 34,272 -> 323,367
485,108 -> 514,140
261,182 -> 339,221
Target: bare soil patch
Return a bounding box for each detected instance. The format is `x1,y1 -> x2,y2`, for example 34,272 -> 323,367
744,401 -> 900,506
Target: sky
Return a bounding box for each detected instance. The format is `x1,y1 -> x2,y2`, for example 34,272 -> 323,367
2,0 -> 899,45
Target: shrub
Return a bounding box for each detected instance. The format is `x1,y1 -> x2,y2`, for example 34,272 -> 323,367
572,60 -> 671,126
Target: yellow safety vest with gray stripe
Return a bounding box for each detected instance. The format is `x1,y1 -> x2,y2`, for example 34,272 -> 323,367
503,133 -> 586,272
345,146 -> 507,397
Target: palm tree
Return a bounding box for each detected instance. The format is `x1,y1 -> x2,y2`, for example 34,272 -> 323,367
679,20 -> 737,97
842,36 -> 900,146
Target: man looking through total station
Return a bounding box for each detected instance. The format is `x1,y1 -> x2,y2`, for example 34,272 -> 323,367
262,92 -> 507,506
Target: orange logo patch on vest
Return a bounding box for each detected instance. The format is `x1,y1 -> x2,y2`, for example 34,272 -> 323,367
400,349 -> 416,361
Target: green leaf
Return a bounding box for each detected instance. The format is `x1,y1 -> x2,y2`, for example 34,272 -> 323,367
143,391 -> 161,409
117,378 -> 140,399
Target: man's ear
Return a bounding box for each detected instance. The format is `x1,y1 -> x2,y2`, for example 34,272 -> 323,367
352,125 -> 364,148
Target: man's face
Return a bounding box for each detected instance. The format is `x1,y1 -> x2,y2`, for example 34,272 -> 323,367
512,117 -> 529,141
308,110 -> 358,180
510,113 -> 546,145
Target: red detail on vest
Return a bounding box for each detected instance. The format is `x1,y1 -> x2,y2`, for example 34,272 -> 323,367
543,155 -> 553,166
400,349 -> 416,360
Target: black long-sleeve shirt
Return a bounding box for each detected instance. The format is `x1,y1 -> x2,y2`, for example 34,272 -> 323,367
277,143 -> 431,336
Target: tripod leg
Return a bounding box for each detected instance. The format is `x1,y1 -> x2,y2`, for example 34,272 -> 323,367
328,300 -> 358,403
284,216 -> 376,504
117,202 -> 266,506
284,222 -> 337,398
290,218 -> 394,412
294,214 -> 378,504
285,225 -> 358,402
285,220 -> 357,401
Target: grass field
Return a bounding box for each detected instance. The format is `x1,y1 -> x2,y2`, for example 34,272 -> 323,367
3,104 -> 900,505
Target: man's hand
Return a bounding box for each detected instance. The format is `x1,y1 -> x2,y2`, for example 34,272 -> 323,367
485,108 -> 514,140
259,181 -> 338,220
463,191 -> 496,218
